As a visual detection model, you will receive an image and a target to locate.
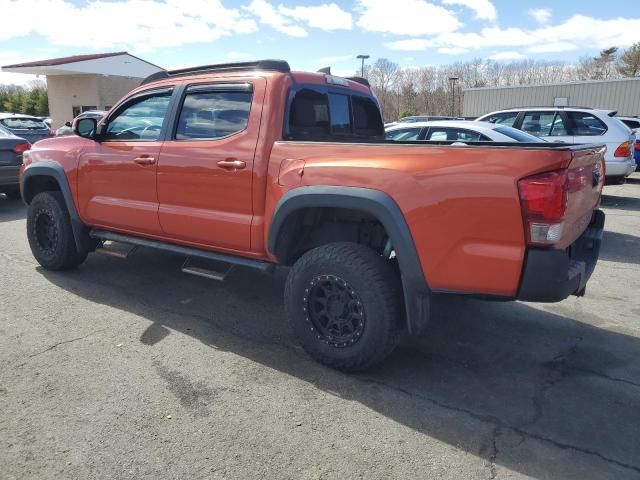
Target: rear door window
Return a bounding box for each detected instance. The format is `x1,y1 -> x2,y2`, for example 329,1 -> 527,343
175,90 -> 252,140
567,111 -> 608,136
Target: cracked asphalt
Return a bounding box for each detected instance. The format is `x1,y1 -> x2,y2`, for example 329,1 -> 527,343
1,173 -> 639,480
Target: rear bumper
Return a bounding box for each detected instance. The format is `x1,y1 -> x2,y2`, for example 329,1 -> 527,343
605,157 -> 636,177
517,209 -> 604,302
0,166 -> 20,187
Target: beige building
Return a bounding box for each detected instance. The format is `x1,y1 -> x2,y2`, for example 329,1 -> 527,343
2,52 -> 163,128
463,77 -> 640,118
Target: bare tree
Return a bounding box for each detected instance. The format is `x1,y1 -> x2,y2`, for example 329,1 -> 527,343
618,42 -> 640,77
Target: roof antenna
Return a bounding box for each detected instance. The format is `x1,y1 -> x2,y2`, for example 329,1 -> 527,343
317,66 -> 331,74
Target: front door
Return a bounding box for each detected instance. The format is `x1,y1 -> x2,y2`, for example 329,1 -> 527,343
157,79 -> 265,252
77,88 -> 173,235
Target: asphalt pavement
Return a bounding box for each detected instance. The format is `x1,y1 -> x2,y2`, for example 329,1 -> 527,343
1,174 -> 639,479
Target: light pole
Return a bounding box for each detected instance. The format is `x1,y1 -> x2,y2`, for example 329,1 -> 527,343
449,76 -> 459,116
357,54 -> 370,78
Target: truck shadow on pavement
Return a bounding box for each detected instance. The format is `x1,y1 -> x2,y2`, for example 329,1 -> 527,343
601,193 -> 640,212
39,249 -> 640,480
0,197 -> 27,223
600,230 -> 640,265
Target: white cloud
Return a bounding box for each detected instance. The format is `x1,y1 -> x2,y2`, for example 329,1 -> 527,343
386,14 -> 640,56
438,47 -> 469,55
528,8 -> 552,25
246,0 -> 307,37
0,0 -> 258,53
279,3 -> 352,30
245,1 -> 351,37
489,51 -> 526,61
442,0 -> 497,22
356,0 -> 461,36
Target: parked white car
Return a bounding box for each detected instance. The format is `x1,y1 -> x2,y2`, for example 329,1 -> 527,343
477,107 -> 636,183
385,120 -> 546,143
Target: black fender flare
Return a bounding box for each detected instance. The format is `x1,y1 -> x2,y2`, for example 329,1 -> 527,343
21,162 -> 95,254
268,186 -> 430,335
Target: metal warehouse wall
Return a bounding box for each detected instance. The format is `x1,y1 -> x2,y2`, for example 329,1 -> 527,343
463,78 -> 640,117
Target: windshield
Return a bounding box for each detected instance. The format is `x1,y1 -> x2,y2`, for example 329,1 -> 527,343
0,118 -> 47,130
494,126 -> 545,142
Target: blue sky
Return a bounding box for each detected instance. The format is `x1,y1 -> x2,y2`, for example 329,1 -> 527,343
1,0 -> 639,84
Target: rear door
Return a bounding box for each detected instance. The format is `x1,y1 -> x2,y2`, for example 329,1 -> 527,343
156,79 -> 264,251
519,111 -> 573,143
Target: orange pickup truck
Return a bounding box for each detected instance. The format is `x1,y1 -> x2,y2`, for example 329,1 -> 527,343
20,60 -> 605,371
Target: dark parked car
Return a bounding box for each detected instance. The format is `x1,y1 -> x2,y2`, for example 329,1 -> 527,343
0,125 -> 30,200
0,113 -> 51,144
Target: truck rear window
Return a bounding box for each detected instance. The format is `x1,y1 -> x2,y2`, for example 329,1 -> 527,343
286,86 -> 383,141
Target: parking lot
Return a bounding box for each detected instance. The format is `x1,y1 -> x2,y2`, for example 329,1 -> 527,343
0,174 -> 638,479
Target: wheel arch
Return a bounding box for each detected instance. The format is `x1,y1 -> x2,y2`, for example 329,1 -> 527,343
269,186 -> 431,334
21,162 -> 95,254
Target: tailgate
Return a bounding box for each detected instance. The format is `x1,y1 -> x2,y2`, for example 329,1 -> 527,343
559,145 -> 605,248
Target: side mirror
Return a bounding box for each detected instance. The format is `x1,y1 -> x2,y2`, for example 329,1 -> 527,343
74,118 -> 97,140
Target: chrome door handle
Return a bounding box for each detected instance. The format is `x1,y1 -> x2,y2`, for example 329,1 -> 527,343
217,159 -> 246,170
134,156 -> 156,166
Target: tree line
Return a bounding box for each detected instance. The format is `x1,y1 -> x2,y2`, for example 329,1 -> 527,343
365,42 -> 640,121
0,80 -> 49,117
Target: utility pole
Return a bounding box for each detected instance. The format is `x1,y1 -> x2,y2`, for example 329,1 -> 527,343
449,76 -> 459,116
357,55 -> 370,77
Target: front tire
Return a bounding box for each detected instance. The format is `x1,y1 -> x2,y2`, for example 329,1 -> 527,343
27,191 -> 87,270
285,242 -> 403,372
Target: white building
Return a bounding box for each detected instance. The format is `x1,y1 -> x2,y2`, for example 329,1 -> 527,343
2,52 -> 163,128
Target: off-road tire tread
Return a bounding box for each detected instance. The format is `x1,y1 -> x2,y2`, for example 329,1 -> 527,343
27,191 -> 87,270
285,242 -> 403,372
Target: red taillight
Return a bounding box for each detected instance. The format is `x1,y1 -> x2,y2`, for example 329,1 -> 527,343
13,143 -> 31,155
614,141 -> 630,158
518,170 -> 568,247
48,129 -> 55,137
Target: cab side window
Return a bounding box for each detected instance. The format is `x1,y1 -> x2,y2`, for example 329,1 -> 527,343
104,92 -> 171,141
175,90 -> 252,140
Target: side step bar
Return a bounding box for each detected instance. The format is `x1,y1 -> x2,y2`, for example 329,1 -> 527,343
90,229 -> 275,274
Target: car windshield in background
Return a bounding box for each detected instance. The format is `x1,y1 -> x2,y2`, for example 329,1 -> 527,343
0,118 -> 47,130
494,126 -> 545,142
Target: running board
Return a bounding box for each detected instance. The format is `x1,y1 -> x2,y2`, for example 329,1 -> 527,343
89,229 -> 275,274
95,240 -> 137,259
181,257 -> 234,281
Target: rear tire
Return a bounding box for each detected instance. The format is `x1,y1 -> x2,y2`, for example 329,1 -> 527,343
27,191 -> 87,270
285,242 -> 403,372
